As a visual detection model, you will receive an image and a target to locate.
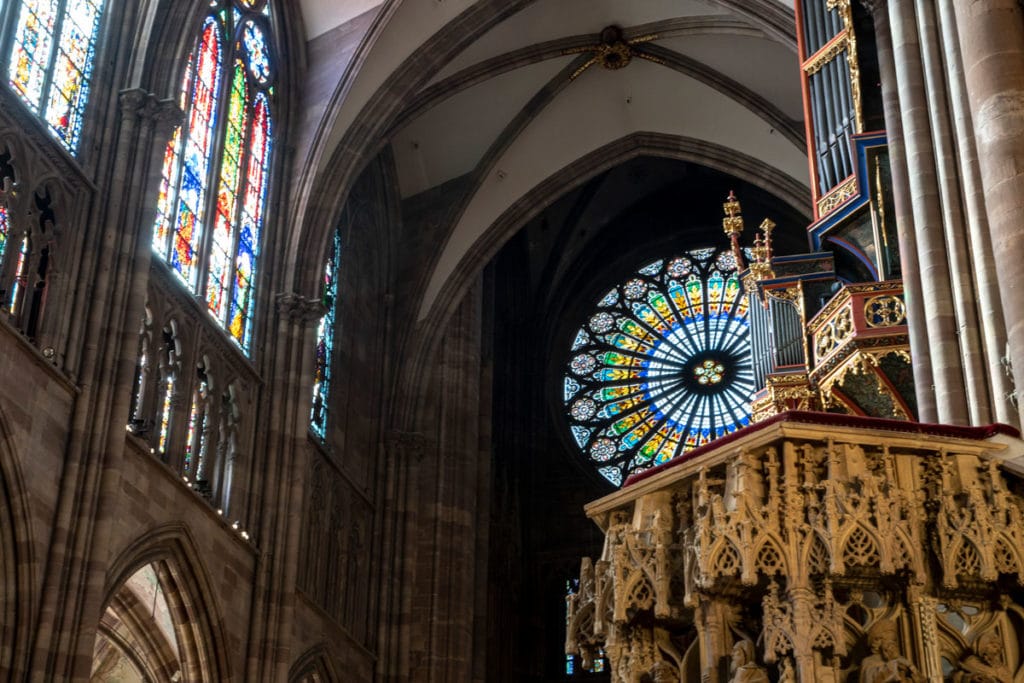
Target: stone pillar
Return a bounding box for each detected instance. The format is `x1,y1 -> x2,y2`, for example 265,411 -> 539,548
414,284 -> 485,681
29,90 -> 180,679
886,0 -> 968,424
377,430 -> 429,682
952,0 -> 1024,427
244,292 -> 324,682
907,589 -> 943,683
865,0 -> 938,423
936,0 -> 1017,427
913,0 -> 989,424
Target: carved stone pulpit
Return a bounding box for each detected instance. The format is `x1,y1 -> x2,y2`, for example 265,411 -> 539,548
565,413 -> 1024,682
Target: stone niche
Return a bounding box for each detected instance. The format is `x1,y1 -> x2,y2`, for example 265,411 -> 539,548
565,413 -> 1024,683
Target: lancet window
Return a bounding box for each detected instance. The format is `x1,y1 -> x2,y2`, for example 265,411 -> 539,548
564,248 -> 753,486
0,157 -> 56,342
310,228 -> 340,439
152,0 -> 276,353
127,301 -> 251,516
4,0 -> 106,152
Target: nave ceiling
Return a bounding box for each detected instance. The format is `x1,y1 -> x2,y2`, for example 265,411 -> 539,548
293,0 -> 809,324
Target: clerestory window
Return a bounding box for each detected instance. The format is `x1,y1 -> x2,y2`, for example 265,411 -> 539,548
5,0 -> 106,152
310,227 -> 341,439
152,0 -> 276,353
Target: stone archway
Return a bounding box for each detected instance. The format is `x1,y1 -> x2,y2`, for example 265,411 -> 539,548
94,525 -> 230,682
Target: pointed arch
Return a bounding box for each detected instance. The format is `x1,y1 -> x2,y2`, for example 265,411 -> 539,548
841,523 -> 881,569
149,0 -> 278,353
707,537 -> 743,578
100,523 -> 231,682
0,405 -> 35,679
289,644 -> 340,683
754,535 -> 788,576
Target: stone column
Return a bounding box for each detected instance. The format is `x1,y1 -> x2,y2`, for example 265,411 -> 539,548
886,0 -> 968,424
952,0 -> 1024,426
29,90 -> 180,679
936,0 -> 1017,427
415,284 -> 485,682
244,292 -> 324,681
864,0 -> 937,423
913,0 -> 989,424
377,430 -> 429,682
907,588 -> 943,683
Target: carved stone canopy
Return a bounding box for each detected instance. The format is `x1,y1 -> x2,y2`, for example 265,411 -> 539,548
566,412 -> 1024,683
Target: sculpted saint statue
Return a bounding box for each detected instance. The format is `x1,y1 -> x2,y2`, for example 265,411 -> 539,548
858,620 -> 924,683
649,659 -> 677,683
952,632 -> 1013,683
729,639 -> 769,683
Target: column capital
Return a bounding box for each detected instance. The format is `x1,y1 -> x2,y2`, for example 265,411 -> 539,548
118,89 -> 183,137
274,292 -> 325,325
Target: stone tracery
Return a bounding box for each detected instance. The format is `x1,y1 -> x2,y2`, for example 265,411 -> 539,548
566,417 -> 1024,682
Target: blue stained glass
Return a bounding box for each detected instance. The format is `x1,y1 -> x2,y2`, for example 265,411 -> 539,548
639,260 -> 663,275
152,1 -> 277,354
565,248 -> 752,486
8,0 -> 106,152
242,20 -> 271,84
311,228 -> 341,438
0,206 -> 8,266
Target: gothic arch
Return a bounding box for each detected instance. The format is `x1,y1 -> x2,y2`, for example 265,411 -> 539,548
619,571 -> 656,618
0,406 -> 35,679
287,0 -> 801,280
289,643 -> 340,683
392,132 -> 811,430
122,0 -> 306,366
839,523 -> 882,571
706,537 -> 743,579
100,523 -> 231,682
753,535 -> 789,577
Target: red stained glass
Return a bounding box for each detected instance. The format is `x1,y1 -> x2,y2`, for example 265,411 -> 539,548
151,1 -> 275,355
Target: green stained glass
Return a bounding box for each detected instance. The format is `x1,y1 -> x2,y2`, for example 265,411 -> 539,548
206,60 -> 247,323
564,248 -> 753,487
150,0 -> 276,356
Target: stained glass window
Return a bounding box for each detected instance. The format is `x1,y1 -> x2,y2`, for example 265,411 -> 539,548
311,228 -> 340,439
564,248 -> 753,486
0,206 -> 8,267
152,1 -> 275,353
7,0 -> 106,152
185,379 -> 205,471
9,234 -> 29,314
158,376 -> 174,454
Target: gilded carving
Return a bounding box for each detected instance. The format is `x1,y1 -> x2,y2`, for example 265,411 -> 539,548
864,295 -> 907,328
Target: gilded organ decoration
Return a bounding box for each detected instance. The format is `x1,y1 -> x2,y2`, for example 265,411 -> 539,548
565,416 -> 1024,682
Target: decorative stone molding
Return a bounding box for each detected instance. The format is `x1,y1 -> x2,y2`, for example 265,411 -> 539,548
566,416 -> 1024,682
275,292 -> 326,325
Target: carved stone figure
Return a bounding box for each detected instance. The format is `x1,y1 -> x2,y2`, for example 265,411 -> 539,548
952,632 -> 1012,683
858,620 -> 924,683
729,639 -> 769,683
778,658 -> 796,683
649,659 -> 676,682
